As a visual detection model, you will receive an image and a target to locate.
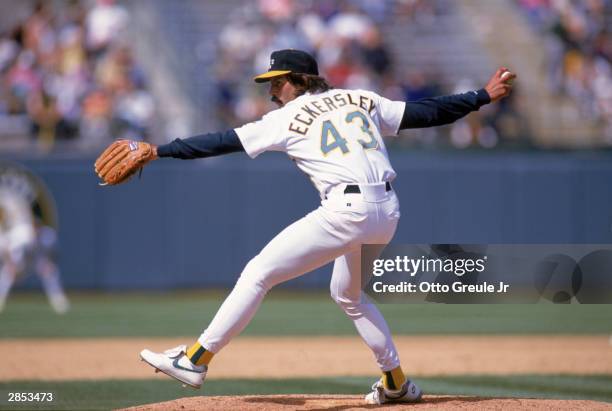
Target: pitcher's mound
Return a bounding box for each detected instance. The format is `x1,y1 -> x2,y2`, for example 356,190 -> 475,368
121,394 -> 612,410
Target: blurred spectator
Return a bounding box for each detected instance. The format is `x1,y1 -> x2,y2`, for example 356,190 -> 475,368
79,87 -> 112,148
327,4 -> 373,40
359,27 -> 392,76
113,76 -> 155,139
517,0 -> 612,141
86,0 -> 128,56
27,88 -> 62,150
0,28 -> 20,73
258,0 -> 295,23
23,1 -> 55,65
0,0 -> 154,152
6,50 -> 41,113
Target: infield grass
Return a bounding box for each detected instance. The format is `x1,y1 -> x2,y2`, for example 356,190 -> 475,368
0,375 -> 611,410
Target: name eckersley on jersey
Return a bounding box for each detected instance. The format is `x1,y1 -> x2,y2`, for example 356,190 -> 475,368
288,91 -> 376,135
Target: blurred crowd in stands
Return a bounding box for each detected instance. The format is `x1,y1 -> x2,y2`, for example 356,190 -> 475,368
213,0 -> 526,149
0,0 -> 154,152
518,0 -> 612,140
3,0 -> 610,152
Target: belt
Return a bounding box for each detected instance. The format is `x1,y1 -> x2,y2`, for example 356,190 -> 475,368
344,182 -> 392,194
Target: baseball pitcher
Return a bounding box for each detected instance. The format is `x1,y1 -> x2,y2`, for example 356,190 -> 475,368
95,49 -> 515,404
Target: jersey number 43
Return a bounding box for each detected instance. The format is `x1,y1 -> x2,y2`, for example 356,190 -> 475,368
320,111 -> 378,155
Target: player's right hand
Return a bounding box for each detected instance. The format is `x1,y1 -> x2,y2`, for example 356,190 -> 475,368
484,67 -> 516,103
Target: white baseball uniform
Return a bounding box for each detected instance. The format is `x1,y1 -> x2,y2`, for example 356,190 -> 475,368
198,89 -> 405,371
0,190 -> 69,314
0,192 -> 36,262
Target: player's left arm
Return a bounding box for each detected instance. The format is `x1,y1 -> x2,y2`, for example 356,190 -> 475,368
400,67 -> 516,130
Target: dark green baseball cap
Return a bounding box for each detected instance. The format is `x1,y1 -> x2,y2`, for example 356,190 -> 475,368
254,49 -> 319,83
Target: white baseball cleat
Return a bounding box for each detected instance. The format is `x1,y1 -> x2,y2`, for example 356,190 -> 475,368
139,344 -> 207,389
49,294 -> 70,314
364,378 -> 423,405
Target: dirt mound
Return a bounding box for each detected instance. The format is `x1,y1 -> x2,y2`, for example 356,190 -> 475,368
120,395 -> 612,411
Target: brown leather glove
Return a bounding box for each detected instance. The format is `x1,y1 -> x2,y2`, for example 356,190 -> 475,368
94,140 -> 156,185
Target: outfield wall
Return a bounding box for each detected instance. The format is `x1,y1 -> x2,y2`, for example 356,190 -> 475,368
6,150 -> 612,290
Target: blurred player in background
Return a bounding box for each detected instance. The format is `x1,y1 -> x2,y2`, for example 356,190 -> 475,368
0,186 -> 69,314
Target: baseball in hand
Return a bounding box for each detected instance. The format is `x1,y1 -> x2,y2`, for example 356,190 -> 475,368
501,71 -> 514,85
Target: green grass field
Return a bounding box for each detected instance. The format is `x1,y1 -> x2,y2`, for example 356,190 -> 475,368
1,290 -> 611,337
0,291 -> 611,410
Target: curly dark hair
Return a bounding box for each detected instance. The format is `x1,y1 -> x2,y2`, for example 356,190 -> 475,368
287,73 -> 333,95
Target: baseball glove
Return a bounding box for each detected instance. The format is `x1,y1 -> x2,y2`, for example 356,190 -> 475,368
94,140 -> 156,185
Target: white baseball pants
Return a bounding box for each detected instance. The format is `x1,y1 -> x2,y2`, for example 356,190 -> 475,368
198,182 -> 402,371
